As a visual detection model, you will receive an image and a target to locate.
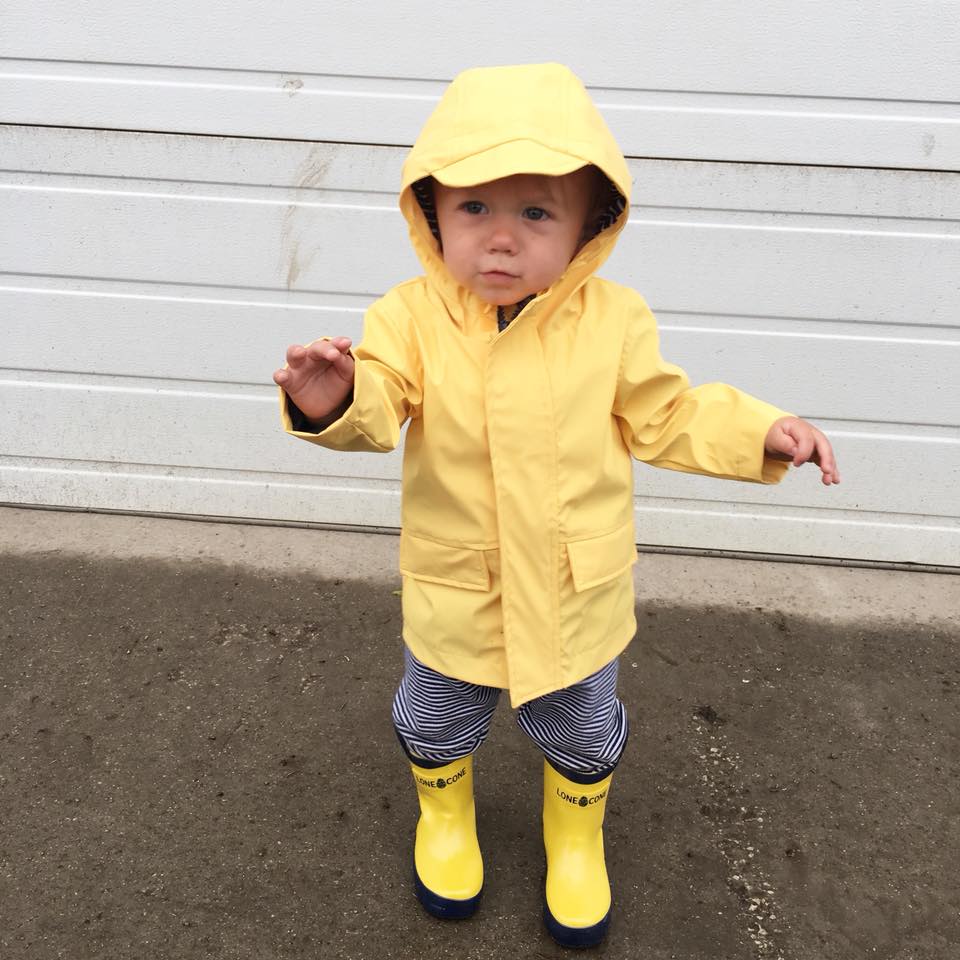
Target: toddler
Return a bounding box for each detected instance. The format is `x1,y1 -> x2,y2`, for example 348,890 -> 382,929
274,63 -> 839,947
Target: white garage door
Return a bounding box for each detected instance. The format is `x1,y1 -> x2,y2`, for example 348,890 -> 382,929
2,2 -> 959,566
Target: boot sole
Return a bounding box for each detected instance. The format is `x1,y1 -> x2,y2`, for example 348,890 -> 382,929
544,903 -> 610,948
414,867 -> 482,920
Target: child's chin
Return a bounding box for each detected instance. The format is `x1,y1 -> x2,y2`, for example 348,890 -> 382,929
474,288 -> 533,308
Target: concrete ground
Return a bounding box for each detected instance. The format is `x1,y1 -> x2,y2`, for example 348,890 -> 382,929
1,505 -> 958,960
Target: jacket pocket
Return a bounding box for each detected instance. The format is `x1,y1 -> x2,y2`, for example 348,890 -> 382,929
399,533 -> 492,591
565,522 -> 638,593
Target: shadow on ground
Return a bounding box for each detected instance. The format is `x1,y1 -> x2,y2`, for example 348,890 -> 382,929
1,553 -> 957,959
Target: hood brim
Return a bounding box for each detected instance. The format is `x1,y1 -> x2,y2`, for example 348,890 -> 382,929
428,139 -> 589,189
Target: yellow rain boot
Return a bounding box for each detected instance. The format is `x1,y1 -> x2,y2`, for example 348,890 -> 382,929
542,760 -> 613,947
410,755 -> 483,919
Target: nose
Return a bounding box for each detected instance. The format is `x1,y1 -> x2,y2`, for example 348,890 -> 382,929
485,217 -> 518,254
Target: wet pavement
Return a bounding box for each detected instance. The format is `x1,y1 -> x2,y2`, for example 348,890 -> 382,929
1,512 -> 958,959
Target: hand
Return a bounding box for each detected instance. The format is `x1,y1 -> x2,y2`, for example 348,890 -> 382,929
764,416 -> 840,486
273,337 -> 355,422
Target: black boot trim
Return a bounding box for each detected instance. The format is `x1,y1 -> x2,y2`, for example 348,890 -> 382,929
413,858 -> 482,920
544,901 -> 611,948
545,754 -> 619,785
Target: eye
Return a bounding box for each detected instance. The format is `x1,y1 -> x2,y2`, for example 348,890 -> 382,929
523,206 -> 550,222
460,200 -> 486,215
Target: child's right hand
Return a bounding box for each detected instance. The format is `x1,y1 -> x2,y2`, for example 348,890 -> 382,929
273,337 -> 355,422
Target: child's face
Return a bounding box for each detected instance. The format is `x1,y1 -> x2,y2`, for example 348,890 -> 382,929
433,169 -> 595,307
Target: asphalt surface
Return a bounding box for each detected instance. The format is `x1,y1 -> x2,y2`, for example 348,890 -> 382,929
1,509 -> 958,959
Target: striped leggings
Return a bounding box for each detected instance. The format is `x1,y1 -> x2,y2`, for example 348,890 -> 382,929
392,648 -> 629,784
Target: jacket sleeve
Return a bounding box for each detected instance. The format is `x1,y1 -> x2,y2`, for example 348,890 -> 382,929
279,298 -> 422,453
612,297 -> 790,484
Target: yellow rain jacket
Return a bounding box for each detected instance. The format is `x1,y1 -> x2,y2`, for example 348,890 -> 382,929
281,63 -> 789,706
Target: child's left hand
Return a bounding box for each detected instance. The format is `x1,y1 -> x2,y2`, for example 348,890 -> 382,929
764,417 -> 841,485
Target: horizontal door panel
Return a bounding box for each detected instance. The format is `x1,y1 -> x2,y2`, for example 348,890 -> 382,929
4,289 -> 958,427
3,59 -> 958,169
5,1 -> 959,100
2,385 -> 957,518
3,179 -> 956,324
2,459 -> 956,566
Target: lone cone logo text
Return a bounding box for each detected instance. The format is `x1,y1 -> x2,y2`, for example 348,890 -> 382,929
416,767 -> 467,790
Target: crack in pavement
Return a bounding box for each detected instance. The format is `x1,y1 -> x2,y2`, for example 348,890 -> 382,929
692,704 -> 788,959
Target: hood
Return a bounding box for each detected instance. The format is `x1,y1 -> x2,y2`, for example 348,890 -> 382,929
399,63 -> 632,325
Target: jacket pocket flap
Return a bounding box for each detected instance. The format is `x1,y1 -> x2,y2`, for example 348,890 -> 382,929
566,523 -> 638,592
399,533 -> 491,591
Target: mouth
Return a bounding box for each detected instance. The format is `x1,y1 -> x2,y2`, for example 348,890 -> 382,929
480,270 -> 519,284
